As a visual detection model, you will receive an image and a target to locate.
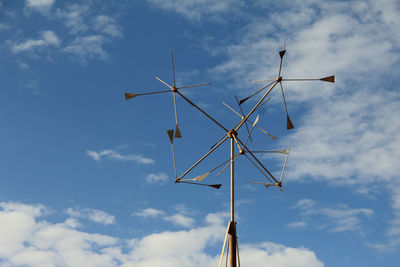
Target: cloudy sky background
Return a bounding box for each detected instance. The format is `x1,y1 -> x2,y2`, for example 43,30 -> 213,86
1,0 -> 399,266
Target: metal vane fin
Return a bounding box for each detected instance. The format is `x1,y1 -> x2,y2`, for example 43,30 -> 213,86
287,115 -> 294,130
178,180 -> 222,189
175,124 -> 182,138
320,75 -> 335,83
253,114 -> 259,126
167,130 -> 174,144
194,172 -> 210,182
125,93 -> 138,100
209,184 -> 222,189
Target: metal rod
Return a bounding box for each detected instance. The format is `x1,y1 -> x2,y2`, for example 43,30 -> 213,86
155,77 -> 173,89
172,92 -> 179,126
229,138 -> 237,267
239,80 -> 275,105
230,137 -> 235,222
177,135 -> 229,180
235,81 -> 278,132
282,78 -> 320,81
176,91 -> 229,133
219,222 -> 231,267
138,90 -> 171,96
243,153 -> 274,183
171,51 -> 176,88
236,137 -> 279,183
171,143 -> 177,179
177,82 -> 211,89
235,96 -> 252,142
217,153 -> 240,177
279,82 -> 289,115
228,222 -> 237,267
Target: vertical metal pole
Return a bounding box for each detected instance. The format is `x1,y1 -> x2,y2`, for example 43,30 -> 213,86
228,136 -> 237,267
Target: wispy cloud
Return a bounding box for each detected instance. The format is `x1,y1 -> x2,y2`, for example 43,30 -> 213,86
63,35 -> 108,61
55,3 -> 90,34
66,207 -> 115,225
146,172 -> 169,184
93,15 -> 123,38
146,0 -> 245,21
9,2 -> 124,62
290,199 -> 373,232
25,0 -> 55,10
86,149 -> 155,164
287,221 -> 307,229
132,208 -> 166,218
163,213 -> 196,228
11,30 -> 60,53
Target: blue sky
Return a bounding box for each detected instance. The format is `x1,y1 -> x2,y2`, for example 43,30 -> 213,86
1,0 -> 399,266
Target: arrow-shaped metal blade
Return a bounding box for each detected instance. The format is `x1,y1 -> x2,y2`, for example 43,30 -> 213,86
282,75 -> 335,83
125,93 -> 138,100
167,129 -> 174,144
235,95 -> 252,142
245,180 -> 282,192
167,129 -> 178,179
287,115 -> 294,130
279,49 -> 286,58
320,75 -> 335,83
124,89 -> 171,100
178,180 -> 222,189
194,172 -> 210,182
278,48 -> 286,76
175,124 -> 182,138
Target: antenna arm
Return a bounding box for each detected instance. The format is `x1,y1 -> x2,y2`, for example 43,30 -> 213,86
176,91 -> 229,133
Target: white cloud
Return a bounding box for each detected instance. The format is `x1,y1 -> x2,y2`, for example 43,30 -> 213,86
86,149 -> 155,164
291,199 -> 373,232
12,30 -> 60,53
132,208 -> 166,218
55,3 -> 90,34
287,221 -> 307,229
63,35 -> 108,61
94,15 -> 123,38
163,213 -> 196,228
146,172 -> 169,184
66,207 -> 115,225
0,201 -> 324,267
146,0 -> 245,21
240,242 -> 323,267
25,0 -> 55,9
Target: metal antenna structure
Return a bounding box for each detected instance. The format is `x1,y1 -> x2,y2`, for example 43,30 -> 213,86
124,47 -> 334,267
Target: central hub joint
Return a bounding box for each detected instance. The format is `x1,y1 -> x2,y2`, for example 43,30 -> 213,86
276,76 -> 282,82
227,129 -> 237,139
172,87 -> 178,92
